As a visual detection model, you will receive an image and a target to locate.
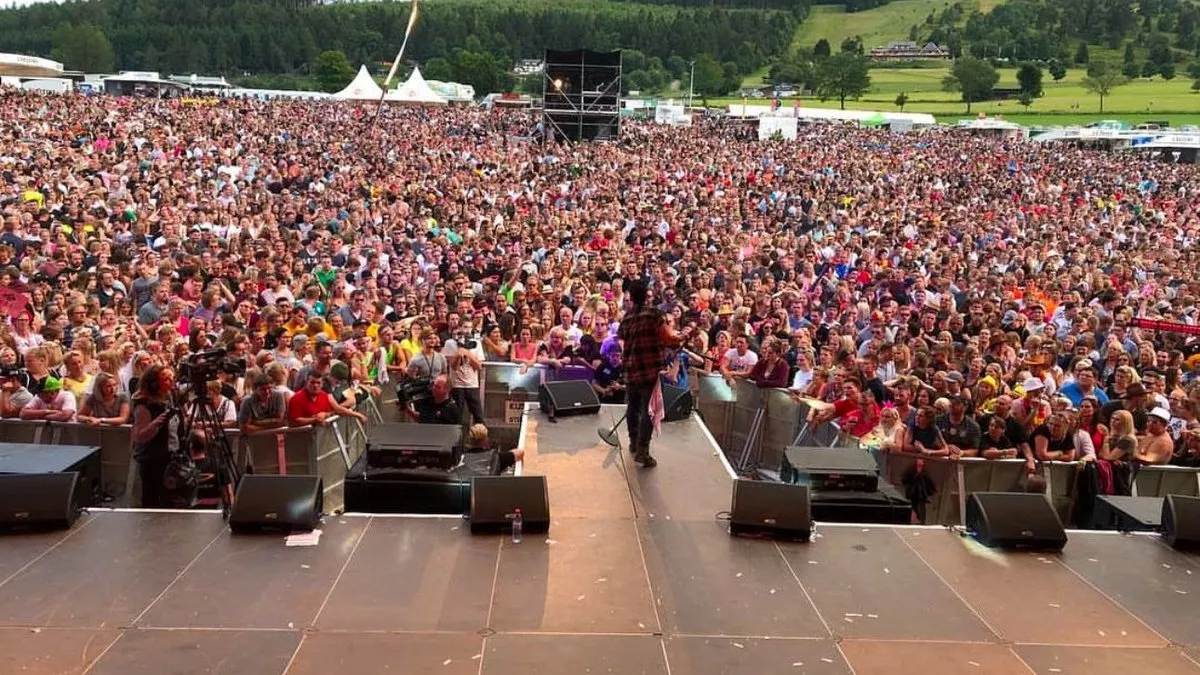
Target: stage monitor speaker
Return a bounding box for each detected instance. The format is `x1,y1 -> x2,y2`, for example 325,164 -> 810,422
0,472 -> 84,531
470,475 -> 550,534
729,478 -> 811,541
662,383 -> 694,422
539,380 -> 600,418
229,475 -> 323,534
965,492 -> 1067,551
1162,494 -> 1200,550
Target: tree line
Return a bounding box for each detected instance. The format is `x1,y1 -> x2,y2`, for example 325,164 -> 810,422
0,0 -> 796,95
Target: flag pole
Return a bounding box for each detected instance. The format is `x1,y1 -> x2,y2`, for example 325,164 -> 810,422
372,0 -> 421,127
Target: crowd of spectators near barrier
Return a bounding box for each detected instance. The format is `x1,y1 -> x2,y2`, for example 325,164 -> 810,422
1,89 -> 1199,504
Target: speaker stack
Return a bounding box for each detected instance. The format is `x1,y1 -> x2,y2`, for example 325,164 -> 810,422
0,472 -> 85,531
469,475 -> 550,534
538,380 -> 600,419
1162,494 -> 1200,550
228,475 -> 324,534
729,478 -> 811,541
965,492 -> 1067,551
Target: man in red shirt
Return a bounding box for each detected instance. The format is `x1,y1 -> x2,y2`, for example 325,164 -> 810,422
288,371 -> 367,427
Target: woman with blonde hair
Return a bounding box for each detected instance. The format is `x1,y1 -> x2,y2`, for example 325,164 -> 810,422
78,372 -> 130,426
61,349 -> 93,401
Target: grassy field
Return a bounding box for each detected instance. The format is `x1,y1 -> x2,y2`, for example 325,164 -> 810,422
791,0 -> 962,53
719,67 -> 1200,126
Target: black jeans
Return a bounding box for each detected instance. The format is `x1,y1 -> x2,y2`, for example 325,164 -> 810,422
625,380 -> 655,455
137,455 -> 170,508
453,387 -> 486,427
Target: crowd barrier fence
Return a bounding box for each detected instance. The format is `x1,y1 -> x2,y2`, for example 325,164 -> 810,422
0,396 -> 373,513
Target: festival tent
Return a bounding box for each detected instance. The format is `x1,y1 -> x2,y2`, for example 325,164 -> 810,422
385,66 -> 447,105
332,66 -> 384,101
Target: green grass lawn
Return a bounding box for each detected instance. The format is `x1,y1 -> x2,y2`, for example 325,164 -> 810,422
791,0 -> 962,53
716,67 -> 1200,126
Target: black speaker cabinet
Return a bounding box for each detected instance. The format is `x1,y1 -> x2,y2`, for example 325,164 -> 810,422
0,472 -> 84,531
538,380 -> 600,418
965,492 -> 1067,551
662,383 -> 694,422
1162,494 -> 1200,550
470,475 -> 550,534
729,478 -> 811,541
229,475 -> 323,534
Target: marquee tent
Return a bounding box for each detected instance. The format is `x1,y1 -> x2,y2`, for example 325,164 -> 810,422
332,66 -> 384,101
385,66 -> 447,105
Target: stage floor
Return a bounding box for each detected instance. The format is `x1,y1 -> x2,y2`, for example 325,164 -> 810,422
2,407 -> 1199,675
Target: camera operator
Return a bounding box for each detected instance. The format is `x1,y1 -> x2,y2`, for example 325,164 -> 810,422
237,373 -> 288,436
446,331 -> 486,426
0,370 -> 34,418
288,371 -> 367,427
130,365 -> 181,508
407,374 -> 461,425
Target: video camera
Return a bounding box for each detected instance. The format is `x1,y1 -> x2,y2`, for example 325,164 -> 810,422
0,365 -> 21,379
177,348 -> 247,390
396,376 -> 433,407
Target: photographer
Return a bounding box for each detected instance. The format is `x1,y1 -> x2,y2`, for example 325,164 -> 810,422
446,333 -> 485,426
130,365 -> 181,508
237,373 -> 288,436
407,374 -> 461,426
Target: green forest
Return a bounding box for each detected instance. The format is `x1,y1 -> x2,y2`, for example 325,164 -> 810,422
0,0 -> 799,94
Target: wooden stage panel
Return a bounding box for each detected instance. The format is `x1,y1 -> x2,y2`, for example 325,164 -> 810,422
487,517 -> 658,634
315,517 -> 498,632
0,626 -> 119,675
1058,532 -> 1200,649
482,634 -> 668,675
287,632 -> 484,675
521,411 -> 637,520
784,527 -> 996,642
0,512 -> 225,628
1017,645 -> 1200,675
0,515 -> 84,584
136,517 -> 367,630
85,628 -> 300,675
639,519 -> 828,638
839,640 -> 1032,675
901,530 -> 1167,647
665,636 -> 852,675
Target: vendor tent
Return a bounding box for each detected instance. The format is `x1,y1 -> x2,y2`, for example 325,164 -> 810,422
385,66 -> 447,105
332,65 -> 384,101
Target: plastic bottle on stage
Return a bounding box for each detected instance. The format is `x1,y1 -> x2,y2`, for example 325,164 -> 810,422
512,508 -> 523,544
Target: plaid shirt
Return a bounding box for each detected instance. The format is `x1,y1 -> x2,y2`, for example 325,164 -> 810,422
619,306 -> 670,385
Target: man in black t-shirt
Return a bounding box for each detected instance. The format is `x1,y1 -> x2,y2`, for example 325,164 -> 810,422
411,375 -> 462,426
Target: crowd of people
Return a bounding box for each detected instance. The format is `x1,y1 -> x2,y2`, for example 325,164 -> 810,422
1,88 -> 1199,506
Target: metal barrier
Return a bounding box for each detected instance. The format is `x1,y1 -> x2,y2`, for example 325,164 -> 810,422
0,393 -> 378,513
1132,464 -> 1200,498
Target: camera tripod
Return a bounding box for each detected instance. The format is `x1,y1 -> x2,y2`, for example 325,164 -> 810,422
178,389 -> 243,518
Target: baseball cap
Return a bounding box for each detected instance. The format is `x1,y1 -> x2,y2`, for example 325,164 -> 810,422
1149,407 -> 1171,422
1022,377 -> 1044,392
42,376 -> 63,393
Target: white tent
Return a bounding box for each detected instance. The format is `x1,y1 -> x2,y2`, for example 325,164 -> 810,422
385,66 -> 448,105
332,65 -> 384,101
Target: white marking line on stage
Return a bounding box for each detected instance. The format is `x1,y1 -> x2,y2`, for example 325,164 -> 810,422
660,637 -> 674,675
813,522 -> 944,530
478,538 -> 504,675
128,529 -> 226,626
695,413 -> 738,481
0,514 -> 96,590
774,542 -> 833,637
896,531 -> 1007,642
673,633 -> 828,641
1053,551 -> 1173,647
281,633 -> 308,675
311,517 -> 373,624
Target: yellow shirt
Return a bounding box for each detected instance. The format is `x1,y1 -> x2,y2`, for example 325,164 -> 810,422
63,374 -> 92,402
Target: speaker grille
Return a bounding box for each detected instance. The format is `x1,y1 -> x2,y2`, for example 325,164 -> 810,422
966,492 -> 1066,550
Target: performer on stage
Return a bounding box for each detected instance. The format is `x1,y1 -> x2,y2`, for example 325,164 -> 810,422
617,280 -> 681,468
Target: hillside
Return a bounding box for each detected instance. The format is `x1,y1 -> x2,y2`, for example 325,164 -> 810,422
791,0 -> 965,53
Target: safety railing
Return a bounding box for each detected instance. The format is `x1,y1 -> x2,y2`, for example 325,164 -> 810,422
0,395 -> 375,512
479,361 -> 601,428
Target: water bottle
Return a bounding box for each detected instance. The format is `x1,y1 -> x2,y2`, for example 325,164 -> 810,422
511,508 -> 523,544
